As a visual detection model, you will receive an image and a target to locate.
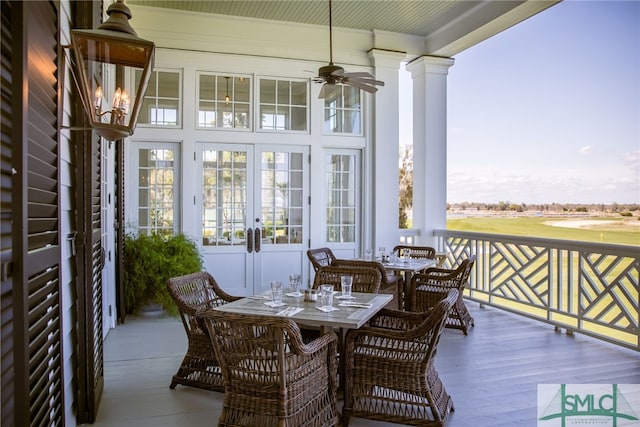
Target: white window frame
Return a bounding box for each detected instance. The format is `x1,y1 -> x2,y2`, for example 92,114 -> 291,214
322,85 -> 363,136
135,68 -> 183,129
196,72 -> 252,131
257,77 -> 309,134
125,141 -> 182,236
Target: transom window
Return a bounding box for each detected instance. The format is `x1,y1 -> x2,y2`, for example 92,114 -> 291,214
135,69 -> 181,127
259,79 -> 307,132
323,85 -> 361,134
198,74 -> 251,129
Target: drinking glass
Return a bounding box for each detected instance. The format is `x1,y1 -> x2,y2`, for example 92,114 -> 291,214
341,275 -> 353,298
270,281 -> 283,305
401,248 -> 411,263
289,273 -> 301,295
364,248 -> 373,261
379,246 -> 387,262
320,284 -> 334,308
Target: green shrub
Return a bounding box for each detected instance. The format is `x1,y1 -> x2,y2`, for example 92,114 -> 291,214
123,233 -> 202,316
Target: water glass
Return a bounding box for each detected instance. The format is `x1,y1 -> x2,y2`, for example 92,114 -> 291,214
320,284 -> 334,308
364,248 -> 373,261
289,273 -> 301,294
378,246 -> 386,258
270,281 -> 283,305
401,248 -> 411,263
341,275 -> 353,298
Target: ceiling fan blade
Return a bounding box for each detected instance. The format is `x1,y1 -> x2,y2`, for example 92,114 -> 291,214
343,72 -> 375,78
347,76 -> 385,87
345,79 -> 379,93
318,84 -> 327,99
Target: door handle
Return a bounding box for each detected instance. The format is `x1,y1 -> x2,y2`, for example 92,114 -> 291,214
246,228 -> 253,253
254,227 -> 261,253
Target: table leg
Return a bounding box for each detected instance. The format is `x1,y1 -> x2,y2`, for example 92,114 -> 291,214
403,271 -> 413,310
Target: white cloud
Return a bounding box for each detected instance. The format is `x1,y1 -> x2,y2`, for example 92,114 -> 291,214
578,145 -> 592,156
624,150 -> 640,172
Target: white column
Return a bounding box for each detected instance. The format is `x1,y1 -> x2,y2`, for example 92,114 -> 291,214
406,56 -> 454,247
368,49 -> 406,254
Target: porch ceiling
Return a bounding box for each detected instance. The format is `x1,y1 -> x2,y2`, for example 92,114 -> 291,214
126,0 -> 560,57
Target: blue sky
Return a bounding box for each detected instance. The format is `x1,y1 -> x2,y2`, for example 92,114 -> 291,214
401,1 -> 639,205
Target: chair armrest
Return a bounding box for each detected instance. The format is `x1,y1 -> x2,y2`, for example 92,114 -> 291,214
366,308 -> 431,333
298,329 -> 339,356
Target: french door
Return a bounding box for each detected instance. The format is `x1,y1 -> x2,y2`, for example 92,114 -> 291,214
197,143 -> 309,295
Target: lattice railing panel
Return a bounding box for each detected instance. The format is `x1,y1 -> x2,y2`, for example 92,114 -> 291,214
434,230 -> 639,352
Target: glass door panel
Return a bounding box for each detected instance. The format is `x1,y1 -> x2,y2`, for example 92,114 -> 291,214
202,149 -> 248,247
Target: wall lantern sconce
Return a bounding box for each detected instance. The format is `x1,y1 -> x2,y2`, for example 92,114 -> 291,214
70,0 -> 155,141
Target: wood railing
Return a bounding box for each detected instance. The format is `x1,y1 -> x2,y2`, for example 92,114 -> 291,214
427,229 -> 639,352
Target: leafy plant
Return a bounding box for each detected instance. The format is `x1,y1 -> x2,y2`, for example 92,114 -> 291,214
123,233 -> 202,316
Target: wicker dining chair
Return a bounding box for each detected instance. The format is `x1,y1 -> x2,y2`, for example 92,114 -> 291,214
392,244 -> 436,260
342,289 -> 458,426
312,264 -> 382,294
166,271 -> 241,392
408,256 -> 476,334
332,259 -> 403,309
307,247 -> 337,272
199,310 -> 340,427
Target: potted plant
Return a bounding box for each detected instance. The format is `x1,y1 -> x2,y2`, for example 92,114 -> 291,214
123,232 -> 202,316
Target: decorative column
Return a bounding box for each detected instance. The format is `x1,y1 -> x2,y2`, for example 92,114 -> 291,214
368,49 -> 406,253
406,56 -> 454,248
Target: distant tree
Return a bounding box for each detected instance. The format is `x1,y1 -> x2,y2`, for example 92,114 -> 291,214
399,145 -> 413,228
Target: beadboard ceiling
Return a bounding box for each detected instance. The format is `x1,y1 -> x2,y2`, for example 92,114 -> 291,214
126,0 -> 505,38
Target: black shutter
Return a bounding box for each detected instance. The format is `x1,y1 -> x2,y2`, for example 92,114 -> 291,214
4,0 -> 65,425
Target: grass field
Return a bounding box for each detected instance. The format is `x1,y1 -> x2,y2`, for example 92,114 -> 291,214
446,215 -> 640,246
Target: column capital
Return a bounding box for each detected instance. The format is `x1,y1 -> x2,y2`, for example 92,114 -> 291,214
368,49 -> 406,69
406,55 -> 455,77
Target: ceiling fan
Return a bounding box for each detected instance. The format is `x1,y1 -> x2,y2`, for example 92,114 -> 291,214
313,0 -> 384,98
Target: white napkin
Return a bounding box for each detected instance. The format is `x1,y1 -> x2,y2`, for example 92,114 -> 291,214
264,301 -> 286,308
285,292 -> 304,297
315,306 -> 339,312
338,302 -> 372,309
276,307 -> 304,317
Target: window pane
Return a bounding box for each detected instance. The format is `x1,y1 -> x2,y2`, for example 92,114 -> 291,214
291,81 -> 307,105
259,78 -> 307,132
325,154 -> 356,242
198,73 -> 251,129
261,79 -> 276,104
276,81 -> 289,104
261,151 -> 304,245
138,148 -> 176,236
235,77 -> 250,102
324,86 -> 361,135
138,70 -> 181,127
199,75 -> 215,100
291,107 -> 306,131
158,71 -> 180,98
202,149 -> 248,247
343,86 -> 360,108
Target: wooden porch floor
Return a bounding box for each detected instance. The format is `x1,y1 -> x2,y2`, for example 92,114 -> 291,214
85,302 -> 640,427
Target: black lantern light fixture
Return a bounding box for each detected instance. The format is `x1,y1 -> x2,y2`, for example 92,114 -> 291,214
70,0 -> 155,141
